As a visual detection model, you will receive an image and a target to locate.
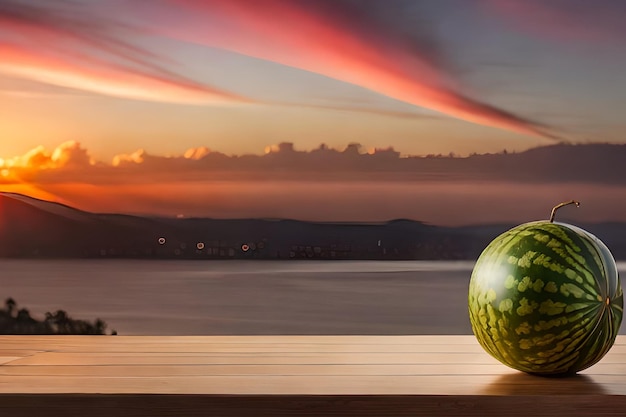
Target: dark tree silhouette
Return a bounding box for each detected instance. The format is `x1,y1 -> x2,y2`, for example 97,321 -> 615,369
5,298 -> 16,317
0,298 -> 114,335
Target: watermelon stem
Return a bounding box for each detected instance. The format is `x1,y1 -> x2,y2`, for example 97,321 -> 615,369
549,200 -> 581,223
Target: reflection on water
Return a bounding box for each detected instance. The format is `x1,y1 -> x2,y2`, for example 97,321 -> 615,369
0,260 -> 624,336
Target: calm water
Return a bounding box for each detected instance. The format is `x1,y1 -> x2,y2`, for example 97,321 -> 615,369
2,260 -> 625,336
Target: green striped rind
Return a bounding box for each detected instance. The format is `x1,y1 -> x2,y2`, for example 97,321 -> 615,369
468,221 -> 623,375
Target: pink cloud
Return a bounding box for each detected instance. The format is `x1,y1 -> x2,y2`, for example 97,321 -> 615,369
0,1 -> 568,132
154,0 -> 559,139
0,43 -> 248,104
0,1 -> 249,104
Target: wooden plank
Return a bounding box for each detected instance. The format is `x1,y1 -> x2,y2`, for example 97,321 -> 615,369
1,335 -> 626,416
0,350 -> 43,356
6,351 -> 626,367
0,363 -> 514,376
0,349 -> 39,365
0,335 -> 482,347
0,373 -> 625,397
4,361 -> 626,377
0,334 -> 480,342
0,374 -> 591,395
6,351 -> 501,366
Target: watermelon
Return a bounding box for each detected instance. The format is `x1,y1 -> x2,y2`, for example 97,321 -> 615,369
468,201 -> 623,375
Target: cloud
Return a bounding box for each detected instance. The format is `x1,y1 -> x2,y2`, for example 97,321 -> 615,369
0,43 -> 250,104
269,101 -> 439,120
0,141 -> 95,186
0,0 -> 249,104
0,1 -> 566,132
481,0 -> 626,44
184,147 -> 211,160
151,0 -> 559,139
112,149 -> 148,167
3,141 -> 626,225
2,141 -> 625,188
50,141 -> 94,168
110,147 -> 229,172
1,141 -> 93,171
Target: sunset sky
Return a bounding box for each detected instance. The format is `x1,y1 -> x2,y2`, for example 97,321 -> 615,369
1,0 -> 625,224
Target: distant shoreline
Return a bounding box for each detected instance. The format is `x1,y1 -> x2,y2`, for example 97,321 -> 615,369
2,192 -> 626,260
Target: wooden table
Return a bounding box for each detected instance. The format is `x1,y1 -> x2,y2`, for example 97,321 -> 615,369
1,335 -> 625,416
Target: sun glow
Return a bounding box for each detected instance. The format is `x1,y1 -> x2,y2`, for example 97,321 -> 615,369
0,183 -> 62,202
0,143 -> 96,213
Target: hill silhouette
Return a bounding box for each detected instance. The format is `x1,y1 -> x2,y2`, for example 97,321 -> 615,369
1,192 -> 626,260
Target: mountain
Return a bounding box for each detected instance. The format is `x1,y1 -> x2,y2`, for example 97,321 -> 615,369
1,192 -> 626,260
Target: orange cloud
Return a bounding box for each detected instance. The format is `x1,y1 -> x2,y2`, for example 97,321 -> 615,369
111,149 -> 147,167
0,141 -> 94,171
0,1 -> 249,104
111,146 -> 215,168
0,43 -> 247,105
49,141 -> 94,169
160,0 -> 559,139
184,147 -> 211,160
2,141 -> 625,185
2,141 -> 625,225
